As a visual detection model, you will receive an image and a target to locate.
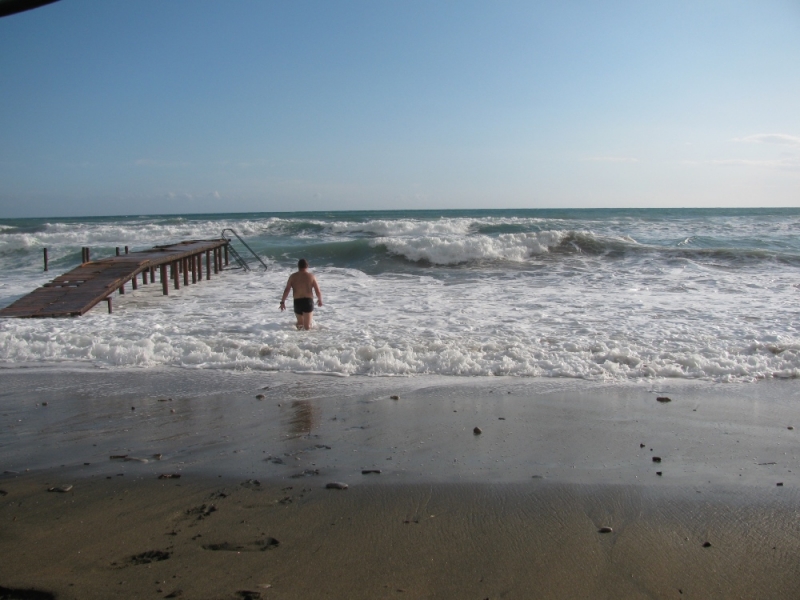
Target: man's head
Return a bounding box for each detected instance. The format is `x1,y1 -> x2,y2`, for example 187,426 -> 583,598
298,258 -> 309,270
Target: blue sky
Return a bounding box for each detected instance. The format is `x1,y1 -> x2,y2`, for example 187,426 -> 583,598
1,0 -> 798,217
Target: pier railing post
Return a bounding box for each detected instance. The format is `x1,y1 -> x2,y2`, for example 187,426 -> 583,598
43,248 -> 48,272
161,265 -> 168,295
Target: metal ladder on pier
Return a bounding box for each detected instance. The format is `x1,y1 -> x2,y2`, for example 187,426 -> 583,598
221,228 -> 269,271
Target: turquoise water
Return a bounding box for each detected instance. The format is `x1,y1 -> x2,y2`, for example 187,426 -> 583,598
1,207 -> 800,380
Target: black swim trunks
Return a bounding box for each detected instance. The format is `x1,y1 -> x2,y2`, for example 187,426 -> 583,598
293,297 -> 314,314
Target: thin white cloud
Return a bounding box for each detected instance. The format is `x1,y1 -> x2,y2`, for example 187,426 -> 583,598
733,134 -> 800,146
710,157 -> 800,169
136,159 -> 191,167
584,156 -> 639,163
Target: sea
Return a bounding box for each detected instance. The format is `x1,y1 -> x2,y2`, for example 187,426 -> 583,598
1,207 -> 799,382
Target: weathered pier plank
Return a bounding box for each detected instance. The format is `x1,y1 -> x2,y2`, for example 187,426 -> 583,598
0,239 -> 229,318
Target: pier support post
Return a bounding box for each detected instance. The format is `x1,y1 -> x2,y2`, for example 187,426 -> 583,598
206,250 -> 211,280
125,246 -> 129,254
183,257 -> 189,286
43,248 -> 48,272
161,265 -> 168,295
105,297 -> 112,313
173,261 -> 180,290
142,270 -> 148,285
116,247 -> 120,256
213,248 -> 219,274
119,283 -> 125,295
132,275 -> 138,290
191,254 -> 197,283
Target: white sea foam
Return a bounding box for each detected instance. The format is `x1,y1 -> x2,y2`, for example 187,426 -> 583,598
3,210 -> 800,382
1,259 -> 799,382
374,231 -> 566,264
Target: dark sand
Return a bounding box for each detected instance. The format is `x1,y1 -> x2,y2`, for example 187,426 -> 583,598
1,368 -> 800,598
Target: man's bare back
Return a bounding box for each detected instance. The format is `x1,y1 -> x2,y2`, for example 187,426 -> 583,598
280,259 -> 322,330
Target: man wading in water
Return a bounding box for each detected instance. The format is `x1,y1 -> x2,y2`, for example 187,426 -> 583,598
280,258 -> 323,330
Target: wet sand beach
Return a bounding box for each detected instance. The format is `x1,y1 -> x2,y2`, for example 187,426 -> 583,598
2,369 -> 800,598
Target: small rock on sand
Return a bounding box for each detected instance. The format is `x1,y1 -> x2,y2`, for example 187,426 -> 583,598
48,485 -> 73,493
255,394 -> 265,400
703,541 -> 712,548
777,482 -> 784,486
473,427 -> 482,435
0,490 -> 8,496
652,456 -> 662,463
789,426 -> 795,430
41,402 -> 48,406
326,482 -> 348,490
656,397 -> 672,403
598,526 -> 613,533
390,395 -> 399,400
656,471 -> 663,476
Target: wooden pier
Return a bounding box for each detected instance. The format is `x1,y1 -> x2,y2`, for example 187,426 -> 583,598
0,239 -> 231,318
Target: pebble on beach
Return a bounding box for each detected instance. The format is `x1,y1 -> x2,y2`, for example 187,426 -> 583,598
652,456 -> 662,463
41,402 -> 48,406
703,541 -> 712,548
326,482 -> 348,490
656,397 -> 672,403
656,471 -> 663,476
777,482 -> 784,486
473,427 -> 482,435
255,394 -> 265,400
47,485 -> 73,493
598,526 -> 613,533
789,426 -> 795,430
390,395 -> 399,400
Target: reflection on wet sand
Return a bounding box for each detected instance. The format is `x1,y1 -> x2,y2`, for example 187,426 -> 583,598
287,400 -> 315,438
